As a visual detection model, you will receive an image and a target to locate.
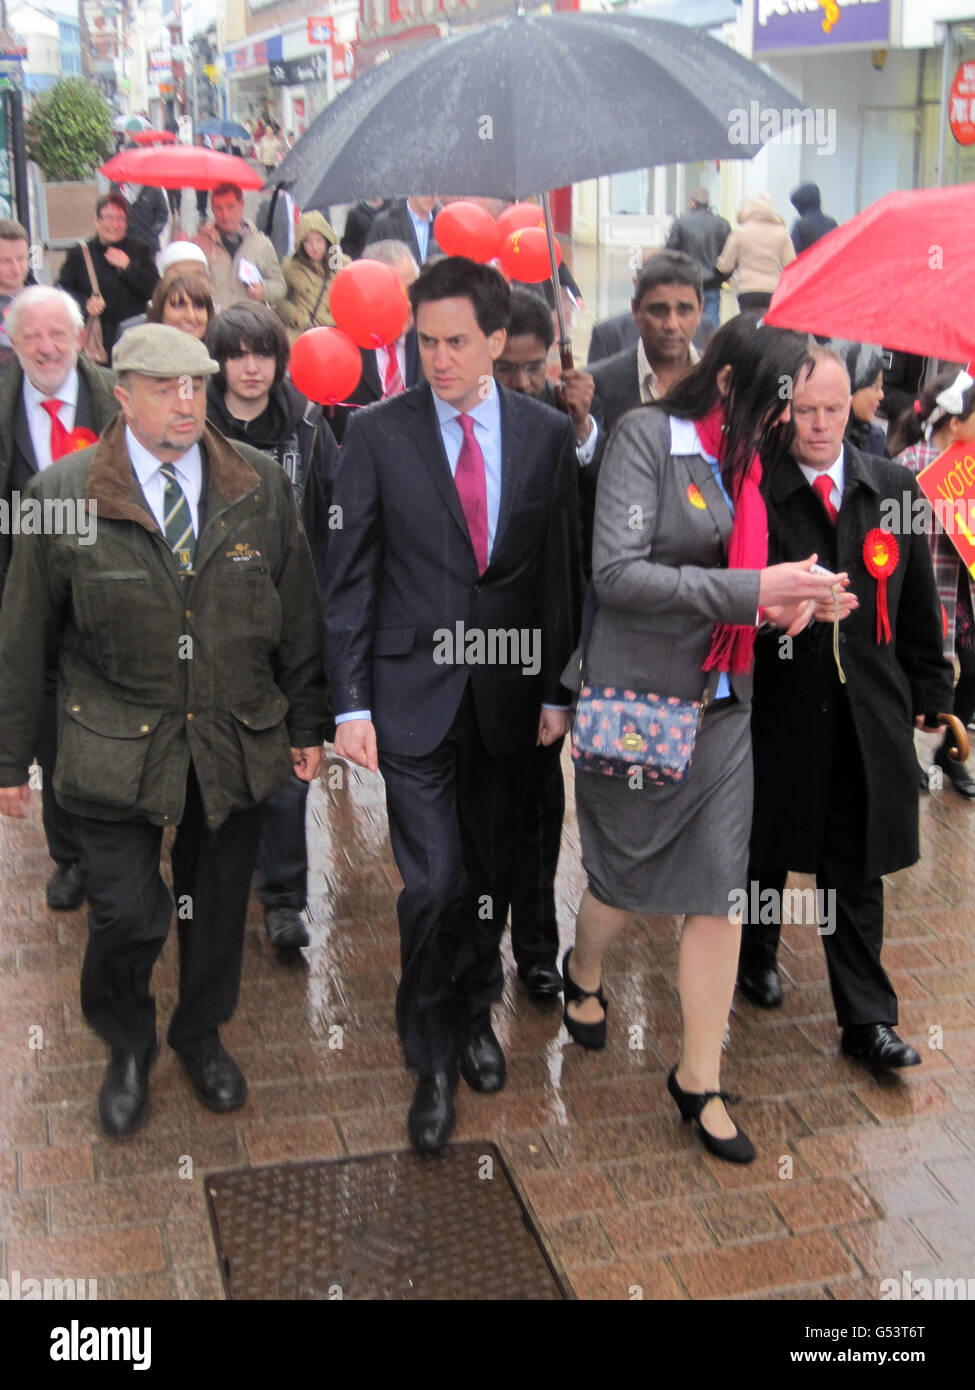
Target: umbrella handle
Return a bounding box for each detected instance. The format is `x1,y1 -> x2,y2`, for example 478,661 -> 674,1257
937,713 -> 970,763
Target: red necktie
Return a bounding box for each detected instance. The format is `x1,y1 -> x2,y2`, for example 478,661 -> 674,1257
381,343 -> 405,399
812,473 -> 839,524
455,413 -> 488,575
41,399 -> 70,461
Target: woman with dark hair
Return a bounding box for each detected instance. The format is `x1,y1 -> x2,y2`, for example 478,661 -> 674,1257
205,303 -> 339,951
563,312 -> 844,1163
891,369 -> 975,796
278,211 -> 346,346
830,340 -> 889,458
146,270 -> 214,340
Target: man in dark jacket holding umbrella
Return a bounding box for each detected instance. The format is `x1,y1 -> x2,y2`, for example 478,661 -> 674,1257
205,303 -> 338,953
741,346 -> 952,1069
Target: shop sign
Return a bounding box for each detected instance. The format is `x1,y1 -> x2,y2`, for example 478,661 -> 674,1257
753,0 -> 890,54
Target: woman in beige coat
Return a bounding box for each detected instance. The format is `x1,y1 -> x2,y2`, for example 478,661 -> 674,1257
278,211 -> 347,346
716,193 -> 796,313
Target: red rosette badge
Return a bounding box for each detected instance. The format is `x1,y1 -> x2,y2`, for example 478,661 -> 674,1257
862,528 -> 898,644
64,427 -> 98,453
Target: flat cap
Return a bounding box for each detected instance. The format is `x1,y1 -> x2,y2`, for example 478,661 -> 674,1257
112,322 -> 219,377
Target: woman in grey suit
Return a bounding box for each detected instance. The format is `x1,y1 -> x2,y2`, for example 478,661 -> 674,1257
564,314 -> 846,1163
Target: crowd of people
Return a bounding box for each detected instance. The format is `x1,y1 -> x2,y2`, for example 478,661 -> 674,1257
0,176 -> 967,1164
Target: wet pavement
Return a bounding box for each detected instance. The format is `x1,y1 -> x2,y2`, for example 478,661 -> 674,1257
2,747 -> 975,1301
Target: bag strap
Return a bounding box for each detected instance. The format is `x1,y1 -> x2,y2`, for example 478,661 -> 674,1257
79,240 -> 101,298
305,274 -> 329,332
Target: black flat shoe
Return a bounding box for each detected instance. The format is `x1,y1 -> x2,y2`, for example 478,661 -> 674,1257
458,1027 -> 506,1093
97,1051 -> 150,1140
264,906 -> 311,949
667,1067 -> 755,1164
737,967 -> 783,1009
519,962 -> 563,999
408,1069 -> 457,1154
46,862 -> 87,911
178,1043 -> 248,1111
841,1023 -> 921,1069
562,947 -> 608,1050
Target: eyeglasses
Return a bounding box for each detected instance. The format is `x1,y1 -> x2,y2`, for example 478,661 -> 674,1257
495,359 -> 547,377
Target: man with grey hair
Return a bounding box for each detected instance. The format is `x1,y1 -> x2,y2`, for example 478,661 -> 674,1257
0,285 -> 119,910
326,238 -> 423,445
0,323 -> 329,1137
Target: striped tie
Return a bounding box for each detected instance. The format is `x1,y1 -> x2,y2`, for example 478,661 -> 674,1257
159,464 -> 196,572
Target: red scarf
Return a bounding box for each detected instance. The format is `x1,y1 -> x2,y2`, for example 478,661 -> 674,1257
694,404 -> 768,676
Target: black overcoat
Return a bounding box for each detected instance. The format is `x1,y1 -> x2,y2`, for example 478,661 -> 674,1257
750,444 -> 952,881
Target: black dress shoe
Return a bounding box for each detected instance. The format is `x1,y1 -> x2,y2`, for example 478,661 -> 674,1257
519,962 -> 563,999
935,744 -> 975,798
408,1070 -> 457,1154
841,1023 -> 921,1069
46,862 -> 87,911
737,967 -> 783,1009
97,1052 -> 150,1139
666,1068 -> 755,1164
178,1044 -> 248,1111
562,947 -> 608,1049
264,906 -> 311,949
458,1027 -> 506,1093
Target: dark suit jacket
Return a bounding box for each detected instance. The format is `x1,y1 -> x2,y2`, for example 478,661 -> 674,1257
325,328 -> 422,445
323,382 -> 582,758
0,357 -> 119,600
364,199 -> 441,267
751,444 -> 951,881
587,313 -> 639,365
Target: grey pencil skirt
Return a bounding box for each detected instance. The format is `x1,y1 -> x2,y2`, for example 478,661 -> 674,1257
574,697 -> 752,917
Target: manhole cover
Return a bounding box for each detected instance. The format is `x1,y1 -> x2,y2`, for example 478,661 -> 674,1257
206,1142 -> 571,1300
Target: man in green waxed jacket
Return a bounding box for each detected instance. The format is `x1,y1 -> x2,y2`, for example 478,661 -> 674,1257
0,324 -> 329,1139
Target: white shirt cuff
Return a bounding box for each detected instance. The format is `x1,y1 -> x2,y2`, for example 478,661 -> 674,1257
575,417 -> 598,465
336,710 -> 371,724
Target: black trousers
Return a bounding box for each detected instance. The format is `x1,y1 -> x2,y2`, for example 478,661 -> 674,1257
737,291 -> 772,311
509,735 -> 564,973
379,685 -> 531,1074
37,681 -> 83,871
743,701 -> 897,1028
72,766 -> 265,1063
256,772 -> 309,910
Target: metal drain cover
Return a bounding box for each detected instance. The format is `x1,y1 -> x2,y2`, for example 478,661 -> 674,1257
206,1142 -> 571,1300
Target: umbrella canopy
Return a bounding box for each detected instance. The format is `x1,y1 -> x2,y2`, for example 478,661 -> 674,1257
273,11 -> 801,207
114,114 -> 151,134
198,118 -> 252,141
130,129 -> 178,146
764,185 -> 975,367
99,146 -> 264,192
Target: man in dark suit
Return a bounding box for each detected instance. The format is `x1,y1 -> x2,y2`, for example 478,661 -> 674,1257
743,346 -> 952,1069
364,196 -> 440,267
325,240 -> 422,445
492,288 -> 599,1001
0,286 -> 120,910
324,258 -> 581,1154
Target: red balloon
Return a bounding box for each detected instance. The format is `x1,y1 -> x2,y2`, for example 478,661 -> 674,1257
289,327 -> 362,407
329,260 -> 409,349
499,227 -> 562,284
496,201 -> 545,243
433,203 -> 500,263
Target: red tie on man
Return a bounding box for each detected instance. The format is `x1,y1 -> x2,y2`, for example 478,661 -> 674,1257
812,473 -> 839,525
381,342 -> 405,399
454,413 -> 488,575
40,399 -> 71,461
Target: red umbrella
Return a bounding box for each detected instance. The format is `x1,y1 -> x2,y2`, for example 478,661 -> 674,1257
764,184 -> 975,366
129,130 -> 178,146
99,146 -> 263,191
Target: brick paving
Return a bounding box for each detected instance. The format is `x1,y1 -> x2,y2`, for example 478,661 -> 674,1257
2,747 -> 975,1301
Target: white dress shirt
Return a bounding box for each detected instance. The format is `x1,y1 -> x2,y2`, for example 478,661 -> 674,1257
798,449 -> 845,515
23,369 -> 80,473
126,426 -> 203,539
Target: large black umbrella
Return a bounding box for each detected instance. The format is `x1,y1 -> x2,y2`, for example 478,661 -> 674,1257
274,12 -> 801,206
273,11 -> 800,356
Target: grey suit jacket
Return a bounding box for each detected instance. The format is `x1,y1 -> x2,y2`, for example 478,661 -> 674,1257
573,408 -> 759,704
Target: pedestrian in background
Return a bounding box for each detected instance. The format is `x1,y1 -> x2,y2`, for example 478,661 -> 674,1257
715,193 -> 795,313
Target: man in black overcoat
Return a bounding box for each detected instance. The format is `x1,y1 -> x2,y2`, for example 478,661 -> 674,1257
742,346 -> 952,1068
